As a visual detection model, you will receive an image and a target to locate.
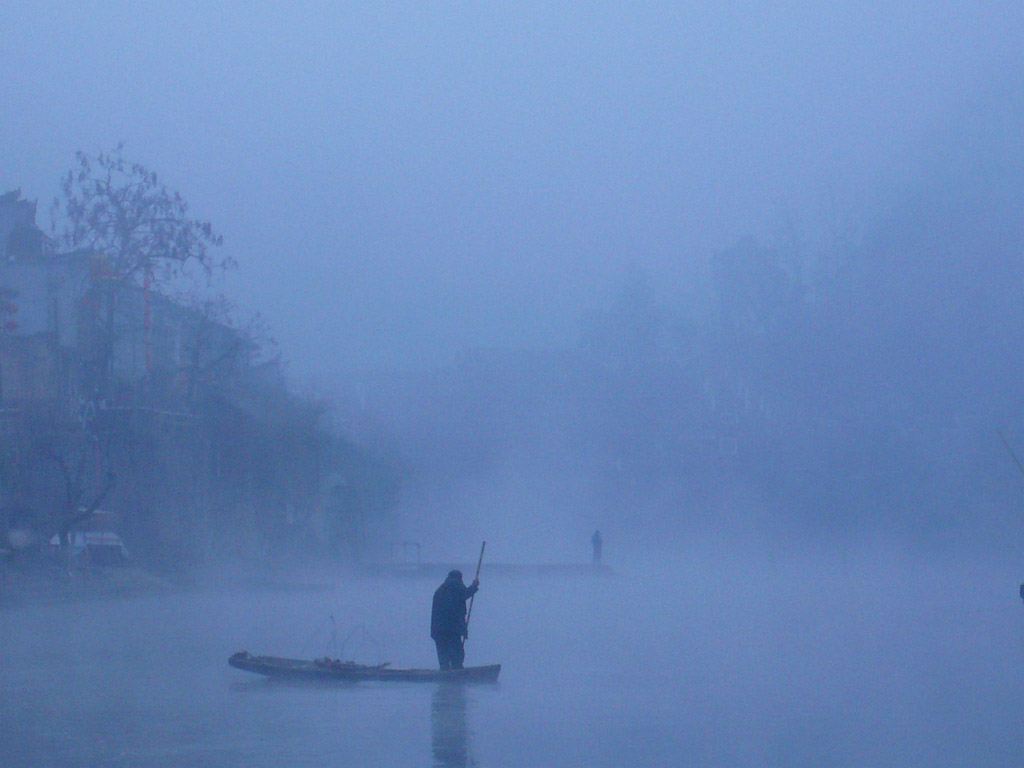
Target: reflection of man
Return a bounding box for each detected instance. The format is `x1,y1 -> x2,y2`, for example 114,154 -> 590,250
432,683 -> 471,768
431,570 -> 479,670
591,530 -> 603,564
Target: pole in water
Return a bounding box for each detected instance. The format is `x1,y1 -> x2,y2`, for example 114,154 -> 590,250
465,541 -> 486,644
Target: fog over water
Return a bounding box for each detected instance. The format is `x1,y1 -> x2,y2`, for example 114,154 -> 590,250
3,542 -> 1024,767
4,2 -> 1024,766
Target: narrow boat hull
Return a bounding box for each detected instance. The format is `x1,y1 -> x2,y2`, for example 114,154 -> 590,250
229,651 -> 501,683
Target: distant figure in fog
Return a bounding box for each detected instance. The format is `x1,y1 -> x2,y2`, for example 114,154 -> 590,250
591,529 -> 603,564
431,569 -> 479,670
1019,582 -> 1023,605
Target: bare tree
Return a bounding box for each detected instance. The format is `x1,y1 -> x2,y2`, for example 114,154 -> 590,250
50,144 -> 231,397
176,291 -> 277,403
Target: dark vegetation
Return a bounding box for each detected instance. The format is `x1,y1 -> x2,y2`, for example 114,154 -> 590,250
0,147 -> 401,581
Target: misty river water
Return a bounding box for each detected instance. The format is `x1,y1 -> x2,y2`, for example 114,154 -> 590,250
3,540 -> 1024,767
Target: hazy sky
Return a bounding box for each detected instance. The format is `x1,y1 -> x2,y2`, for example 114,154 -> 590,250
2,1 -> 1021,382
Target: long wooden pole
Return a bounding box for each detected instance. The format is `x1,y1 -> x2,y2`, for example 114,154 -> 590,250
464,541 -> 486,642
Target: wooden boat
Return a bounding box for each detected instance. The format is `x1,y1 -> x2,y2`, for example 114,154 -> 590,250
228,650 -> 501,683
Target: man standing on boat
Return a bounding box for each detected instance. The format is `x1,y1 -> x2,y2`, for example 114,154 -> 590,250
431,569 -> 479,670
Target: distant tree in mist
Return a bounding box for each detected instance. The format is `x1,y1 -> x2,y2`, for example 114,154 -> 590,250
0,404 -> 115,550
50,144 -> 229,284
175,291 -> 278,404
703,235 -> 820,424
710,236 -> 801,339
580,266 -> 666,371
50,144 -> 232,397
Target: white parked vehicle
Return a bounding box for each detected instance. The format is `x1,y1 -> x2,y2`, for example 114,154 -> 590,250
49,510 -> 130,566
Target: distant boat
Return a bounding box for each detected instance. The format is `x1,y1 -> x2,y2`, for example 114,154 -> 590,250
228,651 -> 501,683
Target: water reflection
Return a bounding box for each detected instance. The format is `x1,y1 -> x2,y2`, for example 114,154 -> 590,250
431,683 -> 475,768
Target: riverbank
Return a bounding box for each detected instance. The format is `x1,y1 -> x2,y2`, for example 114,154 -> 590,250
0,560 -> 177,607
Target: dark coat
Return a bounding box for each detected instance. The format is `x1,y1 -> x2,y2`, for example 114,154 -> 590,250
430,573 -> 478,640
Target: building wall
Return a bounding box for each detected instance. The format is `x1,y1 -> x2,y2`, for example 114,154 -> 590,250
0,190 -> 54,263
0,335 -> 61,405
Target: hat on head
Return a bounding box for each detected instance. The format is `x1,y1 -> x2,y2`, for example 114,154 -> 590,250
447,569 -> 463,580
